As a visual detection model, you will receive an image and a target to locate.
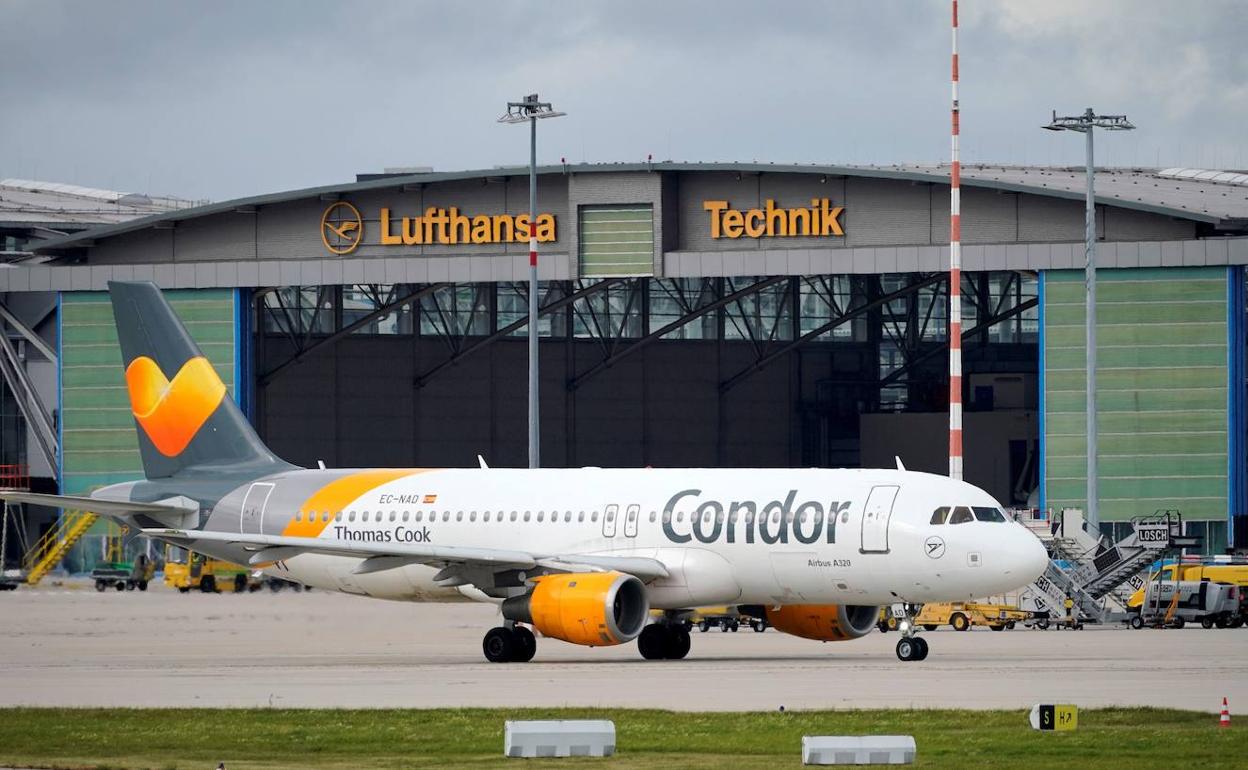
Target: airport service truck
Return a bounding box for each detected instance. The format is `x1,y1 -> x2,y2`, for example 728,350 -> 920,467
1129,580 -> 1241,629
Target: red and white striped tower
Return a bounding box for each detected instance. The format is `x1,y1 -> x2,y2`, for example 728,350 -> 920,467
948,0 -> 964,480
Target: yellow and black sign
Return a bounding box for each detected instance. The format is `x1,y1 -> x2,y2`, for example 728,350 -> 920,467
321,201 -> 364,255
1029,703 -> 1078,731
703,199 -> 845,239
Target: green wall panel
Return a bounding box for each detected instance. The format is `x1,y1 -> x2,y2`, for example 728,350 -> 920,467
1043,267 -> 1229,523
60,290 -> 238,496
578,204 -> 655,277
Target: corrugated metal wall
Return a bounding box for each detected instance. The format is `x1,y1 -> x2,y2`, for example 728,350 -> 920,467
1043,267 -> 1229,522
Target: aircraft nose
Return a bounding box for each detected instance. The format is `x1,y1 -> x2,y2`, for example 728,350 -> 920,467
1018,528 -> 1050,581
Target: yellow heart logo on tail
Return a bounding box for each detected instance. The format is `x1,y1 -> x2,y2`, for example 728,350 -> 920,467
125,356 -> 227,457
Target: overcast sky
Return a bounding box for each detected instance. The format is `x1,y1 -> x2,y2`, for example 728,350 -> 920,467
2,0 -> 1244,202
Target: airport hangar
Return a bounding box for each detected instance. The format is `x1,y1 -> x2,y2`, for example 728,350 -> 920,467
4,161 -> 1248,561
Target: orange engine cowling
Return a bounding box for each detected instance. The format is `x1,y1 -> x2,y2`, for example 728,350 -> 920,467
763,604 -> 879,641
501,572 -> 649,647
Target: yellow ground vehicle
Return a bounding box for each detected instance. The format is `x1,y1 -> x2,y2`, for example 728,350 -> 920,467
163,545 -> 257,593
650,606 -> 769,633
878,602 -> 1028,632
1127,562 -> 1248,609
1126,561 -> 1248,628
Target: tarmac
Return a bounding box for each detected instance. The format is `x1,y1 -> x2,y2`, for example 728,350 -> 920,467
2,581 -> 1245,712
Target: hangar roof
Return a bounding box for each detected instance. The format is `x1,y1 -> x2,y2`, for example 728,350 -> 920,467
30,162 -> 1248,255
0,178 -> 200,231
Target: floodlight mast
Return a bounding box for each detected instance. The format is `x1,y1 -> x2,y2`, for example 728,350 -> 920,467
499,94 -> 565,470
1042,108 -> 1135,530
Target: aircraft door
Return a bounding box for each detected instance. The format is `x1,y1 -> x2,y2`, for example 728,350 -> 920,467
240,482 -> 275,535
624,504 -> 640,538
602,503 -> 619,537
859,485 -> 899,553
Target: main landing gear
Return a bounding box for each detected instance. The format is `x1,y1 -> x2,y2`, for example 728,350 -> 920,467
637,621 -> 691,660
483,624 -> 537,663
893,603 -> 930,662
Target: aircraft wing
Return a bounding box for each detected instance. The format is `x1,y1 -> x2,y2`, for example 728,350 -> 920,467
140,528 -> 670,581
0,491 -> 197,518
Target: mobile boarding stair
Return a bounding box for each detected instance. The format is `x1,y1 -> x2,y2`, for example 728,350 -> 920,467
1015,509 -> 1199,625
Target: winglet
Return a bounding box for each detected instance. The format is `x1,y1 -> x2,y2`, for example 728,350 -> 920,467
477,454 -> 489,469
895,456 -> 906,471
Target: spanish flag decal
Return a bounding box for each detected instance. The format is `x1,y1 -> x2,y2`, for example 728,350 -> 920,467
125,356 -> 226,457
423,494 -> 438,504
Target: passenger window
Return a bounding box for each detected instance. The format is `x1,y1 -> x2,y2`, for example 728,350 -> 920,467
592,511 -> 599,522
402,511 -> 409,522
523,512 -> 531,522
510,511 -> 518,521
578,511 -> 585,522
456,512 -> 463,522
470,511 -> 477,522
322,512 -> 329,522
650,511 -> 657,523
973,506 -> 1007,523
537,511 -> 544,522
949,506 -> 974,524
930,507 -> 950,525
335,512 -> 342,522
483,511 -> 490,522
348,511 -> 356,522
390,511 -> 397,522
295,512 -> 302,522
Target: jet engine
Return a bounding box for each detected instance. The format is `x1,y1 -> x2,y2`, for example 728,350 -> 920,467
757,604 -> 879,641
501,571 -> 649,647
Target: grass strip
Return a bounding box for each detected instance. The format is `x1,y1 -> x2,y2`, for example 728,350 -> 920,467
0,707 -> 1243,769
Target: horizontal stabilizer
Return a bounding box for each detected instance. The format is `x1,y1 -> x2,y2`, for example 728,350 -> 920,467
0,491 -> 198,521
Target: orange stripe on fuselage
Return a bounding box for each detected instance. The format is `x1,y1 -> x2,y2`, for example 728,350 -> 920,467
281,469 -> 432,538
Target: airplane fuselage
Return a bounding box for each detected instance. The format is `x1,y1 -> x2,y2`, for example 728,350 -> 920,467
109,466 -> 1047,608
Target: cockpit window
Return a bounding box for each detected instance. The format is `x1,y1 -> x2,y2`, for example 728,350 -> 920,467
930,506 -> 950,525
973,506 -> 1007,523
949,506 -> 974,524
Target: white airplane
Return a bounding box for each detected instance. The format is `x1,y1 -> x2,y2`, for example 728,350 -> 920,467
4,282 -> 1049,663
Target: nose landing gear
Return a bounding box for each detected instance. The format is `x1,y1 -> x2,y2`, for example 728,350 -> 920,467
892,603 -> 930,662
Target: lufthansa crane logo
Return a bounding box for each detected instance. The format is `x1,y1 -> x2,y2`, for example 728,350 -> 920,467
924,536 -> 946,559
320,201 -> 363,255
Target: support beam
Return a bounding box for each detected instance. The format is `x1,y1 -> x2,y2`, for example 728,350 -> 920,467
0,331 -> 57,474
878,296 -> 1038,387
259,283 -> 450,386
567,276 -> 789,391
0,302 -> 57,364
719,273 -> 945,393
413,279 -> 624,388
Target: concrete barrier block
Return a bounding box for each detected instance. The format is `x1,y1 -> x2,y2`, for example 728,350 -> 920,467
504,720 -> 616,758
802,735 -> 916,765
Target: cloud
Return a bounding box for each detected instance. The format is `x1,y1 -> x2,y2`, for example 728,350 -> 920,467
0,0 -> 1242,201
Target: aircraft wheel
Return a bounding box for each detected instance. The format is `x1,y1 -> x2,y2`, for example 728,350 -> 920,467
896,637 -> 918,662
512,626 -> 537,662
483,626 -> 516,663
913,636 -> 929,660
637,624 -> 670,660
665,626 -> 691,660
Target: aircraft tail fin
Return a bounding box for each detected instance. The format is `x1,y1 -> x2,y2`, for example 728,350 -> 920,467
107,281 -> 290,479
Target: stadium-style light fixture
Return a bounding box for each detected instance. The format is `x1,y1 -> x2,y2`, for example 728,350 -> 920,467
1042,108 -> 1135,532
499,94 -> 565,470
